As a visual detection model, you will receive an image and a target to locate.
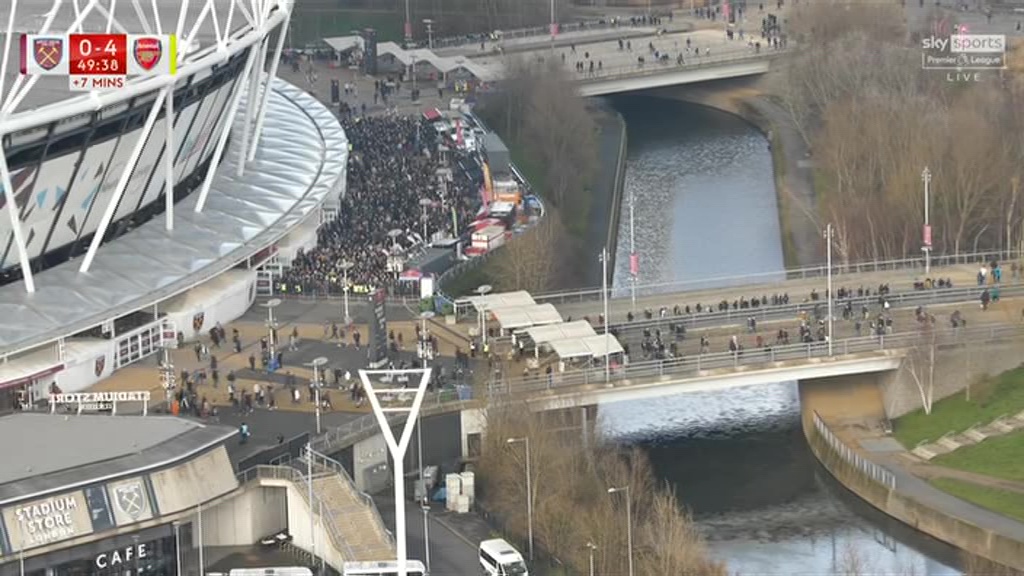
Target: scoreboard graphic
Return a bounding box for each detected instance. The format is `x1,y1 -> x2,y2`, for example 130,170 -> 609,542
20,33 -> 176,91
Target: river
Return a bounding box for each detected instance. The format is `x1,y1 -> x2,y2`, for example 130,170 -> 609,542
604,95 -> 963,575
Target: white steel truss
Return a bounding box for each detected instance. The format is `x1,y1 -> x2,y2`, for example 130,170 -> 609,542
0,0 -> 293,291
358,368 -> 433,576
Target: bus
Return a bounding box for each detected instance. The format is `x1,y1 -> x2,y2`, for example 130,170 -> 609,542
342,560 -> 427,576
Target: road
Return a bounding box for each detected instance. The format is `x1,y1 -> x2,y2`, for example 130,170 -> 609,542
373,496 -> 483,576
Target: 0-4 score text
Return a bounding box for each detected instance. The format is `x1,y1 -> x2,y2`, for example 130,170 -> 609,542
70,34 -> 127,76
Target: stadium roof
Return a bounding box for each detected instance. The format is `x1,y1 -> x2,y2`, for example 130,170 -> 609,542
0,413 -> 235,504
0,78 -> 347,356
2,0 -> 245,111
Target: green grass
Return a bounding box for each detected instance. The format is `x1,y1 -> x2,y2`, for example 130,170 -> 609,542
933,429 -> 1024,483
929,477 -> 1024,523
893,366 -> 1024,449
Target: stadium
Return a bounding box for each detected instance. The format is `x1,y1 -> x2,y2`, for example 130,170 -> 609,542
0,0 -> 346,409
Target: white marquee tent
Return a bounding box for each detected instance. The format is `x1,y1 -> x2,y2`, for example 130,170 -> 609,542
549,334 -> 625,360
489,303 -> 563,332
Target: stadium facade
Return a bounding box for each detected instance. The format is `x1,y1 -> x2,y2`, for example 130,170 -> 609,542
0,1 -> 347,408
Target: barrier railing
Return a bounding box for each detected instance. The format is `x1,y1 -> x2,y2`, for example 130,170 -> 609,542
578,284 -> 1024,334
812,411 -> 897,490
237,465 -> 355,564
304,449 -> 395,551
529,249 -> 1021,304
574,46 -> 784,83
485,323 -> 1024,396
311,392 -> 479,454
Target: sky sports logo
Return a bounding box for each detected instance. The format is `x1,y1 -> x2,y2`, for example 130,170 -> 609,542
921,34 -> 1006,70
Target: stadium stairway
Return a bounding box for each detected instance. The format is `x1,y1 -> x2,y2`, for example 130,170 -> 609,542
299,455 -> 395,562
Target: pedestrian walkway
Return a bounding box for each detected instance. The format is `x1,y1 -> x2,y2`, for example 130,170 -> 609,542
551,262 -> 999,321
834,420 -> 1024,553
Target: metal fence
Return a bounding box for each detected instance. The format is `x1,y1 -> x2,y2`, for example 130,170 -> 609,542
574,46 -> 784,83
812,411 -> 897,491
530,249 -> 1021,304
304,448 -> 395,550
562,283 -> 1024,335
485,323 -> 1024,396
236,464 -> 356,563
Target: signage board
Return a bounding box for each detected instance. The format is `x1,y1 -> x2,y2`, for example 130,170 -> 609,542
368,289 -> 388,369
3,491 -> 94,551
95,541 -> 148,569
50,391 -> 151,413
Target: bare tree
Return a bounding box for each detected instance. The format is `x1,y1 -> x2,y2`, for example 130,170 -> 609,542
903,325 -> 939,415
490,208 -> 566,293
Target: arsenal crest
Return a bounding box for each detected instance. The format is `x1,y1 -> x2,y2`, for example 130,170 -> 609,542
94,355 -> 106,377
192,312 -> 205,332
33,38 -> 63,71
133,37 -> 162,71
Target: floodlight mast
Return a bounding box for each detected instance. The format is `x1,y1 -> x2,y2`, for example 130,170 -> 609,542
359,368 -> 434,576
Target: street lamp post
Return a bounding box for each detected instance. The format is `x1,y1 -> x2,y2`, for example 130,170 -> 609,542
423,19 -> 434,49
340,260 -> 353,326
419,197 -> 432,243
306,357 -> 328,434
922,167 -> 932,275
507,437 -> 533,561
173,521 -> 182,576
825,223 -> 833,357
422,503 -> 432,572
607,486 -> 633,576
404,0 -> 412,42
262,298 -> 281,359
629,186 -> 637,310
550,0 -> 557,52
475,284 -> 493,347
586,542 -> 598,576
600,247 -> 610,382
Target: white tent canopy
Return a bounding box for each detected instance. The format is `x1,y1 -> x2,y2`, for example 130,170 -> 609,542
489,304 -> 563,331
458,290 -> 536,314
323,35 -> 364,53
549,333 -> 625,360
523,321 -> 597,346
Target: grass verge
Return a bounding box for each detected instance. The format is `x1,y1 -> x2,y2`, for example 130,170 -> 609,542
893,366 -> 1024,449
933,429 -> 1024,483
929,477 -> 1024,524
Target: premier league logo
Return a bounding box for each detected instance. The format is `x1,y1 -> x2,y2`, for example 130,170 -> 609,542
33,38 -> 63,70
114,482 -> 146,519
133,37 -> 162,71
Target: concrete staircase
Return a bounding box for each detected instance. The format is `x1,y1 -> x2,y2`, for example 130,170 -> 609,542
297,452 -> 394,562
910,410 -> 1024,461
312,473 -> 394,561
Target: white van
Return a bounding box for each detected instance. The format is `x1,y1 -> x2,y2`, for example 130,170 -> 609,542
479,538 -> 529,576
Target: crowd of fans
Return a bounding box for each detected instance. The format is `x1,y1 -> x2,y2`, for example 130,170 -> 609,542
280,114 -> 483,296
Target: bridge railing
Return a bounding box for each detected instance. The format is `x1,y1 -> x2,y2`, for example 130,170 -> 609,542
485,323 -> 1024,396
812,411 -> 897,490
530,249 -> 1019,304
574,45 -> 784,83
580,284 -> 1024,333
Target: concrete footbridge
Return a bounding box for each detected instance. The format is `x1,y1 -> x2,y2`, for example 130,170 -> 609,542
331,26 -> 783,95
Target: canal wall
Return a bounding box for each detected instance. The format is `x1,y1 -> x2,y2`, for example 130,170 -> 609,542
800,372 -> 1024,571
879,336 -> 1024,419
582,99 -> 630,287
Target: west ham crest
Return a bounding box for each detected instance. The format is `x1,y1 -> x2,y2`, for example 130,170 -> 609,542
192,312 -> 205,332
33,38 -> 63,71
94,355 -> 106,377
133,37 -> 162,71
114,482 -> 146,519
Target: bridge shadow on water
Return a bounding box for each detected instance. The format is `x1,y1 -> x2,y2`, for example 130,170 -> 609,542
604,382 -> 964,575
